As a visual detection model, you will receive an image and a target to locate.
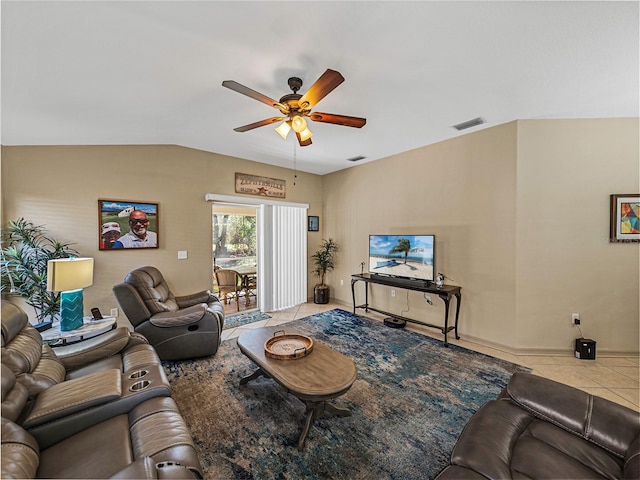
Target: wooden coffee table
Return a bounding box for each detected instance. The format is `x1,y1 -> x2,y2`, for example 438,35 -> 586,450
237,326 -> 357,450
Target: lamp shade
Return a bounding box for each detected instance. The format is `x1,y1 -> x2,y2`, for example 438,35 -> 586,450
291,115 -> 308,133
298,127 -> 313,142
275,121 -> 291,140
47,258 -> 94,292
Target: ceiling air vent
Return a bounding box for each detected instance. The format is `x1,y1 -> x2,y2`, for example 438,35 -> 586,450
452,117 -> 486,131
347,155 -> 366,162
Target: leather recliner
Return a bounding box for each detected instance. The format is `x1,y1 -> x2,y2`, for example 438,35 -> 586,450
435,372 -> 640,479
2,365 -> 202,479
1,301 -> 161,399
112,266 -> 224,360
1,301 -> 203,478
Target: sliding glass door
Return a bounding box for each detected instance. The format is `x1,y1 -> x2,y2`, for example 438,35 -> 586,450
208,194 -> 309,313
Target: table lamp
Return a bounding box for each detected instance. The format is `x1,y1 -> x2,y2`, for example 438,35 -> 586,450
47,257 -> 94,331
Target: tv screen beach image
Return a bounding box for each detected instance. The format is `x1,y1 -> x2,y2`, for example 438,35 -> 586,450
369,235 -> 434,281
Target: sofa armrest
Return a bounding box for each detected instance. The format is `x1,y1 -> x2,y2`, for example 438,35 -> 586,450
149,304 -> 206,328
25,367 -> 171,449
625,436 -> 640,479
23,369 -> 122,429
435,465 -> 490,479
175,290 -> 217,308
54,327 -> 132,370
1,417 -> 39,480
110,457 -> 201,479
128,331 -> 150,345
506,372 -> 640,458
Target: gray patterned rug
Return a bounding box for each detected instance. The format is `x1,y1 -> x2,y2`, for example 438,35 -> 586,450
222,310 -> 271,330
163,309 -> 529,479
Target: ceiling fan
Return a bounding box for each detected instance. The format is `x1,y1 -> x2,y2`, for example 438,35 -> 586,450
222,69 -> 366,147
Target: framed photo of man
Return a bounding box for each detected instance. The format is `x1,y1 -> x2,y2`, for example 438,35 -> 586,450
98,200 -> 159,250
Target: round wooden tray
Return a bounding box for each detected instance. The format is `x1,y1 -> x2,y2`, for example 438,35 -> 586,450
264,333 -> 314,360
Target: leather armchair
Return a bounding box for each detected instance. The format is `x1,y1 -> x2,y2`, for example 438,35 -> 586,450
112,266 -> 224,360
436,372 -> 640,479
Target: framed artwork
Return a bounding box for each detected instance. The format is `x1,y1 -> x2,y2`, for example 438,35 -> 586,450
609,194 -> 640,243
308,216 -> 319,232
98,200 -> 159,250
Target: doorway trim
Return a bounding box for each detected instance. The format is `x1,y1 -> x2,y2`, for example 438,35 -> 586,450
205,193 -> 308,209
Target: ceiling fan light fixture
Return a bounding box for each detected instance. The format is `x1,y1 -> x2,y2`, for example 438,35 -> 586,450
291,115 -> 308,133
298,127 -> 313,142
224,69 -> 366,145
275,121 -> 291,139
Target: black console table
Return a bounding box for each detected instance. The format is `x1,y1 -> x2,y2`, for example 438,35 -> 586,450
351,273 -> 462,347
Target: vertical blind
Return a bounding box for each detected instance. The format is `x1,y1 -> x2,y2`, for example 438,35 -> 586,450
258,204 -> 308,311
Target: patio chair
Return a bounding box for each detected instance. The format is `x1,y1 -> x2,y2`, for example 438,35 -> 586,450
242,274 -> 257,306
215,268 -> 243,311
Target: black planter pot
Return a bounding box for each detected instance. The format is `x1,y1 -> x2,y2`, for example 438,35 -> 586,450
314,285 -> 330,304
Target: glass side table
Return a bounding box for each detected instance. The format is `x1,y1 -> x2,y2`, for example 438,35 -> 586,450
41,317 -> 117,346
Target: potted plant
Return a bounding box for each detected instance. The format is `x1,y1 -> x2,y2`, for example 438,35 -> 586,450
311,238 -> 338,304
1,218 -> 78,325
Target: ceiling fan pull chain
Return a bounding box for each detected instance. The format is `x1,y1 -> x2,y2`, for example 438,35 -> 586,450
293,142 -> 297,186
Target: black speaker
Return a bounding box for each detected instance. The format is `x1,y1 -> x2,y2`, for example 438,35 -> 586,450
575,338 -> 596,360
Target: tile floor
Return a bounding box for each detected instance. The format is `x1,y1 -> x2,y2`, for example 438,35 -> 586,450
222,302 -> 640,412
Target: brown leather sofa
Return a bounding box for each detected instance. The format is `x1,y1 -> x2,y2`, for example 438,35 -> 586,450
436,372 -> 640,479
1,301 -> 203,478
113,266 -> 224,360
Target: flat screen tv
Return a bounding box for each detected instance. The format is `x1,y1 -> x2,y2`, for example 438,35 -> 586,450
369,234 -> 435,282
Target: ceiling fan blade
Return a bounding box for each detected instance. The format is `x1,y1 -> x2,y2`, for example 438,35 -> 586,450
298,69 -> 345,109
233,117 -> 284,132
309,112 -> 367,128
222,80 -> 283,109
296,132 -> 312,147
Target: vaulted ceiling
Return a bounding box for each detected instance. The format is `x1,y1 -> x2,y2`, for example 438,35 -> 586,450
2,1 -> 638,175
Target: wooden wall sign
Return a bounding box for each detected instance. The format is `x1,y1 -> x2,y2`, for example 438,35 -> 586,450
235,173 -> 286,198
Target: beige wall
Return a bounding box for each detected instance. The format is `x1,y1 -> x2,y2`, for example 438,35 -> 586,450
1,145 -> 324,324
2,118 -> 638,355
323,122 -> 520,348
323,119 -> 639,355
515,119 -> 639,353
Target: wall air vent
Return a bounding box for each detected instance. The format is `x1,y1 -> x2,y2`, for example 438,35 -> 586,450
347,155 -> 366,162
452,117 -> 486,131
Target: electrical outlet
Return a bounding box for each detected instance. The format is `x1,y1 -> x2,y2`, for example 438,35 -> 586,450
391,289 -> 396,297
340,279 -> 344,286
572,313 -> 580,325
110,308 -> 119,318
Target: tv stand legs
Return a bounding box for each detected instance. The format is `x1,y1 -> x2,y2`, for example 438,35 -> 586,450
351,275 -> 462,347
439,293 -> 462,346
453,292 -> 462,340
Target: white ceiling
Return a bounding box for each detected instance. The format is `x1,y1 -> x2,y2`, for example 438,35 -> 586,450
1,1 -> 638,175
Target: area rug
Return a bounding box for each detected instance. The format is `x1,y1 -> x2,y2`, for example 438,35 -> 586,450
222,310 -> 271,330
163,308 -> 529,480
